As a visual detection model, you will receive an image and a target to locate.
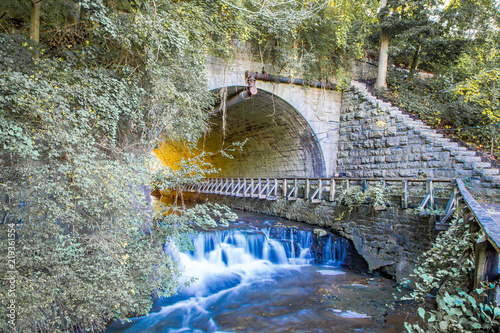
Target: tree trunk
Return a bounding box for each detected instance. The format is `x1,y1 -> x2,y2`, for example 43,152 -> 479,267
375,0 -> 389,90
66,0 -> 81,30
409,42 -> 422,78
30,0 -> 42,43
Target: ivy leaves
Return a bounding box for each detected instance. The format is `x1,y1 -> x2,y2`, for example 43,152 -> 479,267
403,218 -> 500,332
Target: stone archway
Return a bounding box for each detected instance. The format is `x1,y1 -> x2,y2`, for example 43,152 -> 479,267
202,86 -> 325,178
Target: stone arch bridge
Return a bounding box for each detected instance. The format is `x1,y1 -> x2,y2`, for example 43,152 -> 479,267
173,56 -> 500,281
203,56 -> 500,201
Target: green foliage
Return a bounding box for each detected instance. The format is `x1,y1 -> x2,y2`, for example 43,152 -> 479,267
0,0 -> 246,331
337,186 -> 368,211
403,218 -> 500,332
368,181 -> 389,209
414,206 -> 446,216
337,181 -> 389,211
455,68 -> 500,124
380,0 -> 443,72
379,66 -> 500,158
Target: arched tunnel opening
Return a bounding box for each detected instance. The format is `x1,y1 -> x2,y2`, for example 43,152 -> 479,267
201,86 -> 326,178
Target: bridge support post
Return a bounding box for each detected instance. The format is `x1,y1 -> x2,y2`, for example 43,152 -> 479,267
426,180 -> 434,209
362,179 -> 367,193
402,180 -> 409,209
305,179 -> 310,199
474,235 -> 499,303
329,179 -> 335,202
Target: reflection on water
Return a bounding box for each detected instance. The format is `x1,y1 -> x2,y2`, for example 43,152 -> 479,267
106,212 -> 416,333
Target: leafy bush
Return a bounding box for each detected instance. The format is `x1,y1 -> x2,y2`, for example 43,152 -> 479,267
403,218 -> 500,332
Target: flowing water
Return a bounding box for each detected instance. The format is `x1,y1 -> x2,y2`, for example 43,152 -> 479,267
106,212 -> 416,333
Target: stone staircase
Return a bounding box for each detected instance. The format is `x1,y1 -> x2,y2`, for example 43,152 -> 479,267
341,82 -> 500,202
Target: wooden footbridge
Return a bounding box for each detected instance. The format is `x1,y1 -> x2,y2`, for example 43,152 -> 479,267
182,176 -> 500,302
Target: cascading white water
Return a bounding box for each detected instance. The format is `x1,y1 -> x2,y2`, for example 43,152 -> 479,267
106,222 -> 412,333
106,216 -> 416,333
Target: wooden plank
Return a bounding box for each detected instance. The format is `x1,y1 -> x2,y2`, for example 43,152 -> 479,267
252,179 -> 261,198
329,178 -> 335,202
244,179 -> 253,197
259,179 -> 269,199
456,179 -> 500,253
266,179 -> 278,200
436,208 -> 455,229
305,179 -> 310,199
237,179 -> 245,197
419,194 -> 431,211
287,179 -> 297,201
237,179 -> 246,197
427,180 -> 434,208
444,186 -> 458,216
273,178 -> 278,197
402,180 -> 409,209
318,179 -> 323,201
474,235 -> 499,303
282,178 -> 287,198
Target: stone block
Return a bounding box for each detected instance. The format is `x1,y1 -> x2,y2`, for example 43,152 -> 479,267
456,169 -> 473,177
422,152 -> 439,161
408,153 -> 421,161
426,160 -> 445,168
418,169 -> 434,178
374,139 -> 385,149
385,155 -> 400,163
361,141 -> 374,149
399,169 -> 418,177
386,137 -> 400,147
386,171 -> 397,178
354,111 -> 365,119
460,162 -> 474,170
484,189 -> 500,198
338,151 -> 349,158
374,156 -> 385,163
411,145 -> 423,153
456,155 -> 481,163
368,130 -> 383,139
439,152 -> 451,161
399,136 -> 408,145
364,170 -> 374,178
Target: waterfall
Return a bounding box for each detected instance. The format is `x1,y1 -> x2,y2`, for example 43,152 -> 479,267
108,225 -> 351,333
182,227 -> 346,269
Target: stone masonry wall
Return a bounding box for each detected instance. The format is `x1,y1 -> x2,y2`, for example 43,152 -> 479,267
337,82 -> 500,202
181,192 -> 437,283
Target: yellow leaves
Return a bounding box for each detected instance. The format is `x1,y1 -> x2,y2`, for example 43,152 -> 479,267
376,120 -> 386,127
121,242 -> 128,248
130,289 -> 135,295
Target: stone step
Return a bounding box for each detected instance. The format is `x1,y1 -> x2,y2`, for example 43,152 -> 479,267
451,149 -> 476,156
403,120 -> 425,128
473,162 -> 493,169
456,156 -> 482,163
395,115 -> 410,123
483,175 -> 500,183
420,132 -> 444,139
442,144 -> 460,152
479,168 -> 499,176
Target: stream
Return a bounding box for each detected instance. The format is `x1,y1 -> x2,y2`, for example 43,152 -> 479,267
106,211 -> 417,332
